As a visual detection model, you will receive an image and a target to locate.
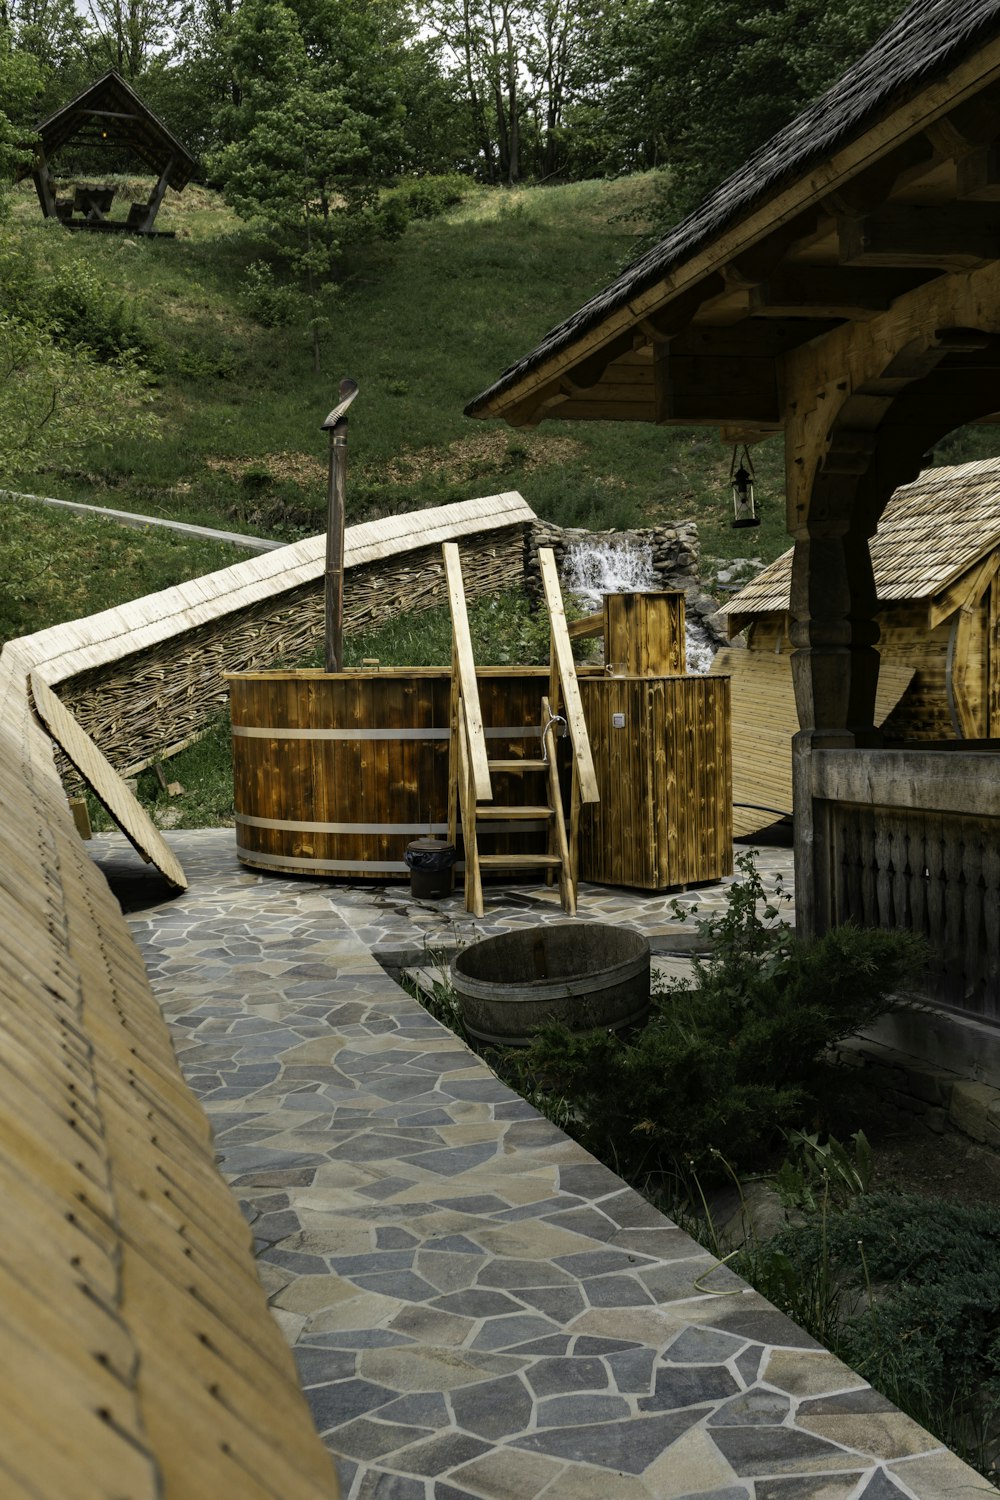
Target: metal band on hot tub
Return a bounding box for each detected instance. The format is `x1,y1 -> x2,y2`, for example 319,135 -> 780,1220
231,725 -> 541,740
236,815 -> 548,835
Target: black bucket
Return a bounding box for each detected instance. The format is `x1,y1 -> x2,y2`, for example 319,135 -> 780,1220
404,837 -> 456,899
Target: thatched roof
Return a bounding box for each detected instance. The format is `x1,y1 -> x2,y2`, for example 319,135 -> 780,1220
29,69 -> 196,190
466,0 -> 1000,420
722,456 -> 1000,622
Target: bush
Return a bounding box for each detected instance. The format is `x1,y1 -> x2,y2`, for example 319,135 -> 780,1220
753,1193 -> 1000,1475
382,173 -> 472,226
519,851 -> 925,1184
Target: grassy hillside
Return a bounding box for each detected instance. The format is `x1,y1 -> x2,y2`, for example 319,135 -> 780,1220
9,170 -> 998,651
6,176 -> 788,592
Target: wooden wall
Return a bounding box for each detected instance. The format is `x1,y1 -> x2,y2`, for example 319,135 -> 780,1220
747,605 -> 957,741
0,651 -> 339,1499
578,675 -> 732,889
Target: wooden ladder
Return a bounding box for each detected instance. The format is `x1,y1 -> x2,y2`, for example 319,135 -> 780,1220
443,542 -> 599,917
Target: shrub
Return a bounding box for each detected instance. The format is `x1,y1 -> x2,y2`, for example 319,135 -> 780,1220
519,851 -> 925,1184
382,173 -> 472,226
752,1193 -> 1000,1476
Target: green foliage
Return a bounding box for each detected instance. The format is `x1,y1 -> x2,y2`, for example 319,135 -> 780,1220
611,0 -> 909,218
239,261 -> 301,328
519,851 -> 924,1183
0,495 -> 245,645
0,314 -> 157,481
297,589 -> 592,670
755,1193 -> 1000,1475
381,173 -> 474,225
0,29 -> 41,203
774,1127 -> 875,1214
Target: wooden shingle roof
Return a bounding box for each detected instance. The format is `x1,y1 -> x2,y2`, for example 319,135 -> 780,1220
722,456 -> 1000,621
29,70 -> 196,190
466,0 -> 1000,423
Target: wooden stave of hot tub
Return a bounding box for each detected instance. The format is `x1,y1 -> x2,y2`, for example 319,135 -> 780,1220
226,667 -> 559,878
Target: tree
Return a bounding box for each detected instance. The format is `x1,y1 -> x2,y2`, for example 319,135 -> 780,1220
211,0 -> 435,368
83,0 -> 177,80
608,0 -> 911,215
0,24 -> 41,210
0,314 -> 156,479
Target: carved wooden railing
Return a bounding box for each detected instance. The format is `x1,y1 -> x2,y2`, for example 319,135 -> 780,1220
808,745 -> 1000,1020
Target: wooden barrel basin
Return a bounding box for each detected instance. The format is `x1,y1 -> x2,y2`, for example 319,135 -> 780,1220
227,668 -> 558,878
450,923 -> 651,1046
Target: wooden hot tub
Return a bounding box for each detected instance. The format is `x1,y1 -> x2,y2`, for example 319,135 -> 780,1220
227,668 -> 559,878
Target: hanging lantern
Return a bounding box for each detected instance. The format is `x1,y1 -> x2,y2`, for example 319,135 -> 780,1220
730,444 -> 759,529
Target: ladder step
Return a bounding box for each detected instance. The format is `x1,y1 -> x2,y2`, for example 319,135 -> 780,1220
488,758 -> 548,773
476,805 -> 553,820
479,853 -> 563,869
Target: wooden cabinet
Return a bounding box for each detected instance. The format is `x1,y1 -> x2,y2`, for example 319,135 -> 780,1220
577,674 -> 732,890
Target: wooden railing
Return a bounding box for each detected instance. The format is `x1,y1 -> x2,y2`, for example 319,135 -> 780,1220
537,548 -> 599,888
807,745 -> 1000,1020
443,542 -> 492,911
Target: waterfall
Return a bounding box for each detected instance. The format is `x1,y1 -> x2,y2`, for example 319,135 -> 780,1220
561,538 -> 714,674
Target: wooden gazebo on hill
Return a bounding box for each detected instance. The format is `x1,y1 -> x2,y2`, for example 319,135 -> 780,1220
22,69 -> 196,235
467,0 -> 1000,1055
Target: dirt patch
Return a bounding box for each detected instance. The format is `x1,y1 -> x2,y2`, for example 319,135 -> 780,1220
379,431 -> 584,486
206,432 -> 583,493
871,1117 -> 1000,1207
205,452 -> 327,488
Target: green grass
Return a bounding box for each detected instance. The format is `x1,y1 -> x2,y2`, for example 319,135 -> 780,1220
8,167 -> 994,651
5,173 -> 790,581
0,493 -> 248,644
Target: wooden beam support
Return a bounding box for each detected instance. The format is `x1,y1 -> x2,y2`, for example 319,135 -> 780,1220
669,320 -> 834,358
721,209 -> 821,287
957,143 -> 1000,201
631,273 -> 727,342
821,135 -> 934,217
839,204 -> 1000,269
656,351 -> 780,424
748,266 -> 926,320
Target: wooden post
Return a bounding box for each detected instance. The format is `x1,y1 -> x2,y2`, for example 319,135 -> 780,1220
136,154 -> 174,232
322,379 -> 359,673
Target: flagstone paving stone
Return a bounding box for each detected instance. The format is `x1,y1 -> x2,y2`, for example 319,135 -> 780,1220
92,829 -> 994,1500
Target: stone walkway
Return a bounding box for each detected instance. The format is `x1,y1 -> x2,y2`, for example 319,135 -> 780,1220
93,830 -> 992,1500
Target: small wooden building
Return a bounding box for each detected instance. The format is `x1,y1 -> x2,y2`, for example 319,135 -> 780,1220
717,456 -> 1000,834
21,69 -> 196,235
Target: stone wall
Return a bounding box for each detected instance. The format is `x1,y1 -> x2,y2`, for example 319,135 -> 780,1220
526,519 -> 727,646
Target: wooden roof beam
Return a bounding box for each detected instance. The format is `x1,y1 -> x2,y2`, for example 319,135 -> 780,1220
821,134 -> 935,217
749,266 -> 928,320
655,351 -> 780,424
669,320 -> 835,357
839,204 -> 1000,269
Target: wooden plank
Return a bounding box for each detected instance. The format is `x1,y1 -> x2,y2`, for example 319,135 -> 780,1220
443,543 -> 492,803
538,549 -> 599,804
30,672 -> 187,890
713,648 -> 913,836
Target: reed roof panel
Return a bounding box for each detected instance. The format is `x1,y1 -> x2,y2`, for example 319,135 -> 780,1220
721,456 -> 1000,619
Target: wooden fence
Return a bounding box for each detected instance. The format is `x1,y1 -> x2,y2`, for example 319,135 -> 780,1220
805,745 -> 1000,1020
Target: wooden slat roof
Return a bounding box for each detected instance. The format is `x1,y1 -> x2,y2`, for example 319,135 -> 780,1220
29,70 -> 196,190
5,492 -> 535,886
721,456 -> 1000,620
16,492 -> 535,687
465,0 -> 1000,425
0,652 -> 340,1499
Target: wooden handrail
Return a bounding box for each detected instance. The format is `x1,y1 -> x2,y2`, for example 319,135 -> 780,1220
442,542 -> 492,803
538,548 -> 600,805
